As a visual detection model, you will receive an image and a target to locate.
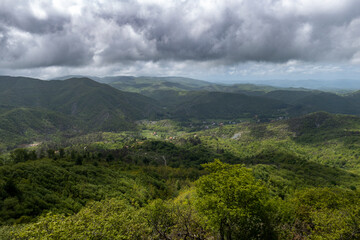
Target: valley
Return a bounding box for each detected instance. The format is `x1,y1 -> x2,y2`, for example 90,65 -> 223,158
2,1 -> 360,239
1,76 -> 360,239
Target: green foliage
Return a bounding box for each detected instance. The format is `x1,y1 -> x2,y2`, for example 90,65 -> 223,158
108,76 -> 360,120
1,93 -> 360,240
1,158 -> 360,239
144,190 -> 208,239
0,76 -> 163,148
282,188 -> 360,239
11,198 -> 148,240
0,107 -> 75,149
10,149 -> 30,163
0,157 -> 196,225
8,190 -> 208,240
4,75 -> 360,151
195,160 -> 275,239
167,91 -> 288,120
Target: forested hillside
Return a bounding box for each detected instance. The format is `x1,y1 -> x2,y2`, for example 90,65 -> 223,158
0,76 -> 163,149
63,75 -> 360,118
1,76 -> 360,239
1,110 -> 360,239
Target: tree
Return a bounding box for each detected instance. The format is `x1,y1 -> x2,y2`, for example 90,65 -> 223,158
10,149 -> 29,163
11,198 -> 148,239
145,191 -> 208,240
195,159 -> 275,240
287,188 -> 360,239
59,148 -> 65,158
145,199 -> 176,239
28,150 -> 37,160
75,156 -> 83,165
38,149 -> 45,159
47,149 -> 55,159
106,153 -> 114,163
3,179 -> 21,198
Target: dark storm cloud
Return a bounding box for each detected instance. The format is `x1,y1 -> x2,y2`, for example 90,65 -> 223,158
0,5 -> 68,34
0,0 -> 92,68
0,29 -> 93,68
1,0 -> 360,69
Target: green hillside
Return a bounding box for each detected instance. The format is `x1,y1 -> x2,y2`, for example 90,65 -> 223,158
99,76 -> 360,118
0,107 -> 75,151
170,91 -> 289,119
264,90 -> 320,104
54,75 -> 360,120
4,75 -> 360,151
291,92 -> 359,114
263,90 -> 360,115
74,75 -> 285,96
0,76 -> 163,148
107,78 -> 290,98
1,112 -> 360,239
0,76 -> 161,122
142,90 -> 290,119
100,76 -> 214,94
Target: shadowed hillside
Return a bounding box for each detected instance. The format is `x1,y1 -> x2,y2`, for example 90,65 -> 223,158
0,76 -> 163,148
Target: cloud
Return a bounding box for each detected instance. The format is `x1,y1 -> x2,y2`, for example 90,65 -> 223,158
0,0 -> 360,74
0,0 -> 70,34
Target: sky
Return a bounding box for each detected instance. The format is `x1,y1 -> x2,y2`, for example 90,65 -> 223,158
0,0 -> 360,82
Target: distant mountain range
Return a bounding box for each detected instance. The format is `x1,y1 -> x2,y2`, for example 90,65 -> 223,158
2,74 -> 360,149
54,75 -> 360,91
233,79 -> 360,91
53,75 -> 217,93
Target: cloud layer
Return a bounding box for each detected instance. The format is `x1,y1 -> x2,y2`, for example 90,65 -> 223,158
0,0 -> 360,79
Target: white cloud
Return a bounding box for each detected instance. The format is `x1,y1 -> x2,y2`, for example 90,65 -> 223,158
0,0 -> 359,80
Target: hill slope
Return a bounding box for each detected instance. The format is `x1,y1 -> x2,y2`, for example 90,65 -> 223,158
0,76 -> 162,127
165,91 -> 289,119
0,76 -> 163,148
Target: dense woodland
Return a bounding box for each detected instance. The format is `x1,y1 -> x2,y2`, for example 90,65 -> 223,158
1,76 -> 360,239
